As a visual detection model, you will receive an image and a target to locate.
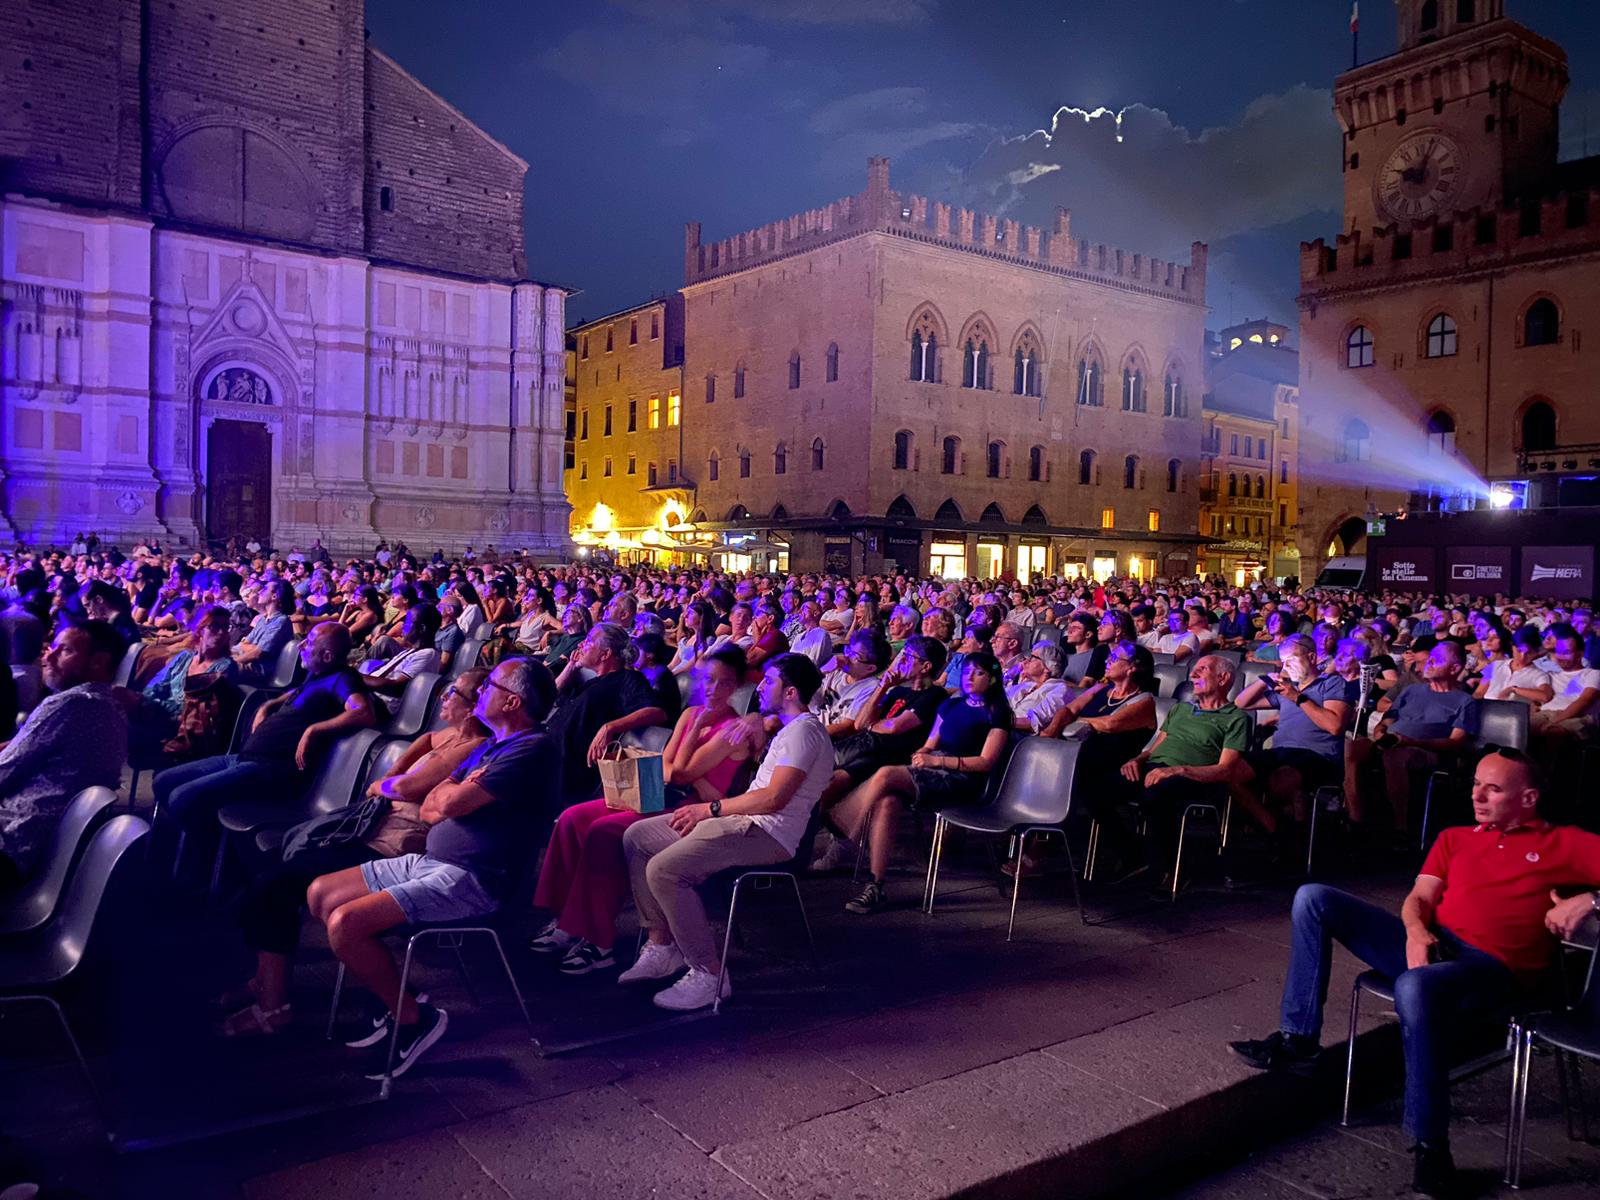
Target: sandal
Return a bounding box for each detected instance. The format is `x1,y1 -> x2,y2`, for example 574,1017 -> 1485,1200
219,1002 -> 292,1038
212,979 -> 260,1012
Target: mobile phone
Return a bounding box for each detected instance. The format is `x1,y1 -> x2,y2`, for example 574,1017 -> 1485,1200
1262,674 -> 1280,690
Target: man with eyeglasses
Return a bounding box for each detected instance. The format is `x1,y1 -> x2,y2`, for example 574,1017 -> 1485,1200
811,629 -> 890,738
991,622 -> 1027,686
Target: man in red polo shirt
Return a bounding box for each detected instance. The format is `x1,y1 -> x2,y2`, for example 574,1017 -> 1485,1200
1228,749 -> 1600,1197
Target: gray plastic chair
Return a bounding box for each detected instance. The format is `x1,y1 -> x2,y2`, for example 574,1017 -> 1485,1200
216,727 -> 383,842
266,638 -> 304,689
1063,649 -> 1093,682
112,642 -> 145,689
1236,661 -> 1275,697
445,638 -> 484,680
923,737 -> 1087,937
0,786 -> 118,937
1506,913 -> 1600,1186
0,814 -> 150,1134
255,735 -> 409,856
385,671 -> 444,739
1032,624 -> 1063,648
1153,662 -> 1189,698
1419,698 -> 1533,850
731,683 -> 757,715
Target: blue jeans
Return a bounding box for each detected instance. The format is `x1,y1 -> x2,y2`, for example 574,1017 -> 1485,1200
1279,883 -> 1515,1143
153,754 -> 303,833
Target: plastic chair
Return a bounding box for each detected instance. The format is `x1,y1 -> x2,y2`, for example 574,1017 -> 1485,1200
444,639 -> 484,680
1505,913 -> 1600,1186
384,671 -> 445,739
216,728 -> 383,843
1153,662 -> 1189,699
0,814 -> 150,1135
0,786 -> 118,937
1236,661 -> 1275,697
1033,625 -> 1063,648
1173,679 -> 1195,704
266,638 -> 304,689
111,642 -> 145,689
923,737 -> 1086,937
1419,699 -> 1532,850
1150,651 -> 1176,667
730,683 -> 757,715
254,736 -> 410,857
1063,650 -> 1093,681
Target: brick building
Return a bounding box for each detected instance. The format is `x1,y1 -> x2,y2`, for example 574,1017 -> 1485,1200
568,158 -> 1210,580
1199,320 -> 1302,584
1297,0 -> 1600,578
1,0 -> 569,553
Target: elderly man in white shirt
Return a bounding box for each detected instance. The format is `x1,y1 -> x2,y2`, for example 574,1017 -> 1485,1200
1005,641 -> 1072,732
788,601 -> 834,667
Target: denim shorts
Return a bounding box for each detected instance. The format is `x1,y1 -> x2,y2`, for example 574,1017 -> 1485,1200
361,854 -> 498,924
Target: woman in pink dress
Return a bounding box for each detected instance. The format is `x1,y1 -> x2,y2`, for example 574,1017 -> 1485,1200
529,646 -> 752,975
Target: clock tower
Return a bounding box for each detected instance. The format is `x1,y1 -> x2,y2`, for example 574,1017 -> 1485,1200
1335,0 -> 1567,234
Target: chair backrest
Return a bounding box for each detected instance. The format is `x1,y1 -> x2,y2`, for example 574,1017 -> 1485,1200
1064,650 -> 1093,681
29,814 -> 150,988
1236,661 -> 1275,694
1014,626 -> 1037,653
1173,679 -> 1195,704
472,620 -> 496,642
1468,698 -> 1529,752
0,785 -> 118,936
993,736 -> 1080,826
227,685 -> 273,753
12,664 -> 43,713
731,683 -> 757,715
446,638 -> 484,680
1150,651 -> 1176,667
1154,662 -> 1189,698
112,641 -> 145,688
1032,624 -> 1063,648
621,725 -> 672,754
303,728 -> 383,816
676,670 -> 696,708
361,737 -> 414,794
267,638 -> 304,688
385,671 -> 444,739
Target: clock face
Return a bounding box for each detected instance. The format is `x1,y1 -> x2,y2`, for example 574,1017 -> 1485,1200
1377,134 -> 1464,223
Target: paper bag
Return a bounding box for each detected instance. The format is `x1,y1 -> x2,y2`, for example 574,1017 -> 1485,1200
599,743 -> 666,813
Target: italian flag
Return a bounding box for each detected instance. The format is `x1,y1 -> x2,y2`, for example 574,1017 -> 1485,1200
1351,2 -> 1359,34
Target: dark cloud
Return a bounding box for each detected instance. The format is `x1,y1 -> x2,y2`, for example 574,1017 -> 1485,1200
807,87 -> 986,163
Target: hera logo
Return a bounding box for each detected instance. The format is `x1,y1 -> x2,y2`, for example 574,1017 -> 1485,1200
1530,563 -> 1584,581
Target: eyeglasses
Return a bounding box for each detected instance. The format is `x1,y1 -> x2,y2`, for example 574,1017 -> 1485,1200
481,677 -> 518,699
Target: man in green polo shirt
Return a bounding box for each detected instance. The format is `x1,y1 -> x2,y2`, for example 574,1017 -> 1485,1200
1113,654 -> 1251,890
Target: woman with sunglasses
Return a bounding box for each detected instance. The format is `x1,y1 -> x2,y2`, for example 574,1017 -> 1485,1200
216,669 -> 491,1036
832,650 -> 1013,915
529,647 -> 752,975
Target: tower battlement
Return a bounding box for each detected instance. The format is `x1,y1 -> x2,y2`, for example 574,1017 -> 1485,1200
684,157 -> 1206,304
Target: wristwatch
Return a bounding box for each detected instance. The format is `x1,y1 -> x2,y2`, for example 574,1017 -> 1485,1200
1294,693 -> 1311,705
1590,890 -> 1600,915
710,799 -> 722,818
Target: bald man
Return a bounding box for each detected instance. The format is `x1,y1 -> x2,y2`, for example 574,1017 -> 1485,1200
154,620 -> 378,845
1231,750 -> 1600,1196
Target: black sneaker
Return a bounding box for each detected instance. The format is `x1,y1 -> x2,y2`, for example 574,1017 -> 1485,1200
557,940 -> 616,976
344,990 -> 429,1049
1411,1141 -> 1457,1198
363,1004 -> 449,1080
844,879 -> 886,915
1227,1031 -> 1320,1077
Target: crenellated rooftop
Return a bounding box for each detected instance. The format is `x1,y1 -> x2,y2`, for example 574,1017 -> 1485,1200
684,157 -> 1207,305
1300,176 -> 1600,297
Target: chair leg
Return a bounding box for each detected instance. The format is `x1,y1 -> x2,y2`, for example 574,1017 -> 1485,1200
1574,1053 -> 1592,1143
1506,1028 -> 1534,1188
781,874 -> 821,972
1306,788 -> 1322,877
1341,979 -> 1363,1126
1084,820 -> 1100,882
922,816 -> 948,915
378,936 -> 422,1100
1172,809 -> 1192,901
851,826 -> 870,883
1006,831 -> 1029,942
326,962 -> 348,1039
1504,1021 -> 1523,1187
1219,795 -> 1233,853
484,931 -> 536,1034
715,879 -> 744,1016
208,836 -> 229,900
0,995 -> 111,1138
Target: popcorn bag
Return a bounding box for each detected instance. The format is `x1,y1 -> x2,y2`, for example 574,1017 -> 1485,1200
599,744 -> 666,813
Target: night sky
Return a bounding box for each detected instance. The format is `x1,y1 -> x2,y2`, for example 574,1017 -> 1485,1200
366,1 -> 1600,329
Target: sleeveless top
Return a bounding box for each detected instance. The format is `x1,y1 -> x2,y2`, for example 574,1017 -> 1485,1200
688,709 -> 746,796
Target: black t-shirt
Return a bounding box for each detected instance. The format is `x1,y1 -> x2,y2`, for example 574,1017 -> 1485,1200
643,666 -> 683,726
547,669 -> 659,801
240,667 -> 370,765
932,695 -> 1004,758
425,726 -> 560,897
874,684 -> 948,760
1084,643 -> 1111,681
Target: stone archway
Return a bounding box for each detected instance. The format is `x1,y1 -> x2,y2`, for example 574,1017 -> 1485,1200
1326,515 -> 1369,558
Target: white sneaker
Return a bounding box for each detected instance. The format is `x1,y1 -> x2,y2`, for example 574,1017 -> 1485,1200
652,966 -> 731,1012
618,941 -> 685,984
808,828 -> 851,873
528,919 -> 577,956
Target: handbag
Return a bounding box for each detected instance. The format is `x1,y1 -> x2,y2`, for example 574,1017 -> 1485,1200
832,729 -> 883,775
281,794 -> 390,864
161,672 -> 242,763
598,742 -> 666,813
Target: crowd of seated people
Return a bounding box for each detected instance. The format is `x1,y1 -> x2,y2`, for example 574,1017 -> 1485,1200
7,538 -> 1600,1115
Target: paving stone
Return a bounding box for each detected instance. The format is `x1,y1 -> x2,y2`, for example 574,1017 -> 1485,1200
614,1036 -> 882,1150
241,1128 -> 508,1200
711,1052 -> 1163,1200
452,1083 -> 758,1199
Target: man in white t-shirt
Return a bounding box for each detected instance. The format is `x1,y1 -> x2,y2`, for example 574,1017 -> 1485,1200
621,654 -> 834,1012
788,601 -> 833,667
1532,631 -> 1600,743
1156,611 -> 1202,663
1132,605 -> 1163,650
811,630 -> 889,735
360,605 -> 443,714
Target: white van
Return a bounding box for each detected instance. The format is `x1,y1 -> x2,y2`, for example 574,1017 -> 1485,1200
1314,556 -> 1367,591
